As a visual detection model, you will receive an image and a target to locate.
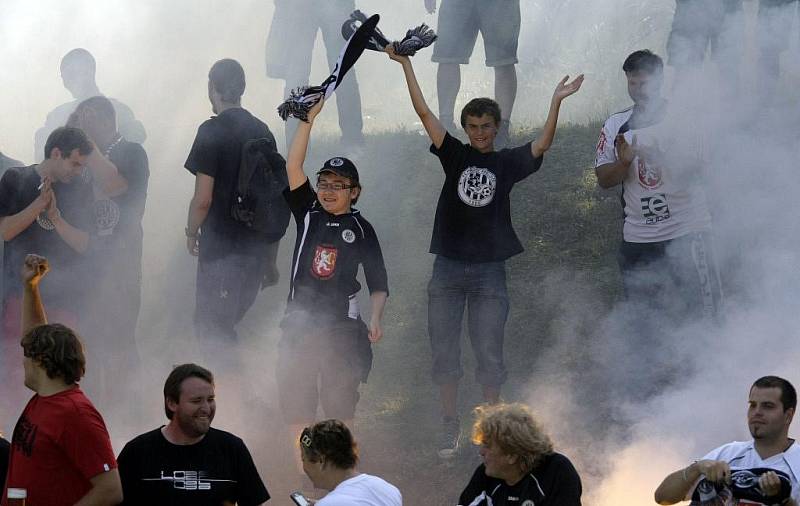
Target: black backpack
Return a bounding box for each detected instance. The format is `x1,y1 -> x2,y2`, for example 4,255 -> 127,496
230,136 -> 291,242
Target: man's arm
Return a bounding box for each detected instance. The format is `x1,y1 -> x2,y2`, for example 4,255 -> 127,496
654,460 -> 729,505
368,291 -> 388,343
531,74 -> 584,158
48,193 -> 89,253
185,174 -> 214,256
21,254 -> 49,334
0,178 -> 52,241
286,101 -> 325,191
85,148 -> 128,198
595,135 -> 635,189
73,469 -> 123,506
386,46 -> 447,149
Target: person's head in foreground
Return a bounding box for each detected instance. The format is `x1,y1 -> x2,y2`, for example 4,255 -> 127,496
22,323 -> 86,392
460,98 -> 502,154
472,402 -> 554,483
60,48 -> 97,99
316,157 -> 361,215
749,375 -> 796,441
163,363 -> 216,441
623,49 -> 664,106
300,419 -> 359,490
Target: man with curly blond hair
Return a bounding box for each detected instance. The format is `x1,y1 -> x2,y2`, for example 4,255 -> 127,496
458,403 -> 582,506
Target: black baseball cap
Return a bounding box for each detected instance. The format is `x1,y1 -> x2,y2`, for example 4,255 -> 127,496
317,157 -> 360,185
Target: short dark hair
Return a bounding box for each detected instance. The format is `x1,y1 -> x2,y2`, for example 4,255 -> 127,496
623,50 -> 664,75
61,48 -> 96,75
300,419 -> 358,469
21,324 -> 86,385
163,364 -> 214,419
73,96 -> 117,126
752,376 -> 797,411
460,98 -> 502,127
43,127 -> 93,160
209,59 -> 246,102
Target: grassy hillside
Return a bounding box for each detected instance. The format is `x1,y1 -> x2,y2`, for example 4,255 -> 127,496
291,122 -> 623,504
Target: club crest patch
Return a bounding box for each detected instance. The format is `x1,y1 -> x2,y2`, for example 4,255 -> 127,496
458,166 -> 496,207
330,157 -> 344,167
341,229 -> 356,243
312,245 -> 338,279
637,157 -> 663,190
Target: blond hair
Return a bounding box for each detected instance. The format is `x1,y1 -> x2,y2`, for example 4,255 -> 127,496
471,402 -> 554,472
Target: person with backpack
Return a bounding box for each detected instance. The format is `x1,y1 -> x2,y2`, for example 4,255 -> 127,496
184,59 -> 289,367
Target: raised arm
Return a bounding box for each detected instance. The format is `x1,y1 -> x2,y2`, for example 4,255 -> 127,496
21,254 -> 49,334
386,46 -> 447,149
531,74 -> 584,158
286,100 -> 324,190
85,146 -> 128,198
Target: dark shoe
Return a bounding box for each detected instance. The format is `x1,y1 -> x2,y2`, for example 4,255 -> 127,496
437,416 -> 461,459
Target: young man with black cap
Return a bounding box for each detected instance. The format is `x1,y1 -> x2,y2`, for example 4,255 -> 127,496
277,99 -> 388,447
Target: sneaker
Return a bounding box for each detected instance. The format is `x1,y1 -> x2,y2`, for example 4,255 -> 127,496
437,416 -> 461,459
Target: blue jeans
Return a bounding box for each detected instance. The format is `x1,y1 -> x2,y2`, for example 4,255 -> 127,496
428,255 -> 509,387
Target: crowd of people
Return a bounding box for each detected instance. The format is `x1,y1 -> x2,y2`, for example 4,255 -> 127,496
1,0 -> 799,504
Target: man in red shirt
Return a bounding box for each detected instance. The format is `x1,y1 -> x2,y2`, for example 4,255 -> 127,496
2,254 -> 122,506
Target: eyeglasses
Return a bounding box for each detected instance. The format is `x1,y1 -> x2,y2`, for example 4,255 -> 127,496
317,182 -> 355,191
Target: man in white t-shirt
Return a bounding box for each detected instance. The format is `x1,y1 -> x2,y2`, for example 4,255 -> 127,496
655,376 -> 800,505
594,49 -> 722,328
297,419 -> 401,506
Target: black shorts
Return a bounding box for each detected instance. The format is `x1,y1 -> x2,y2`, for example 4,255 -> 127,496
276,313 -> 372,423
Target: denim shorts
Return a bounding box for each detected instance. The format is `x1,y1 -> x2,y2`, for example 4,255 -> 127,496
427,255 -> 509,387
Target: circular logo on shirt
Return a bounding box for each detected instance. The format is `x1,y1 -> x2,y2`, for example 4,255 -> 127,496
342,229 -> 356,243
637,157 -> 663,190
457,166 -> 496,207
522,501 -> 535,506
94,198 -> 120,236
36,213 -> 55,231
330,158 -> 345,167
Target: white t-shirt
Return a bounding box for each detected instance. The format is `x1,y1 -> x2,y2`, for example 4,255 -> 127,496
698,440 -> 800,503
595,106 -> 711,243
316,473 -> 402,506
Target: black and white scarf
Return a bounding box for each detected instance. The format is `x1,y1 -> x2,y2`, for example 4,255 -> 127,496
341,10 -> 437,56
278,14 -> 380,122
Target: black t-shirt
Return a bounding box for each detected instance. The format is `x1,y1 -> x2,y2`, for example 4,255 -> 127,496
117,427 -> 270,506
0,165 -> 93,308
285,179 -> 388,319
459,455 -> 582,506
94,139 -> 150,255
0,436 -> 9,493
429,133 -> 543,262
184,107 -> 277,261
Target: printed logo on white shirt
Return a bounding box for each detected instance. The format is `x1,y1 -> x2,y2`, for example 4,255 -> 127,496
458,167 -> 496,207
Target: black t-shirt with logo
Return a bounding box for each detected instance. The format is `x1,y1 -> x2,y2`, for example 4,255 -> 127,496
459,455 -> 582,506
117,427 -> 270,506
0,165 -> 92,309
185,107 -> 277,262
285,179 -> 388,319
429,133 -> 543,262
92,139 -> 149,268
